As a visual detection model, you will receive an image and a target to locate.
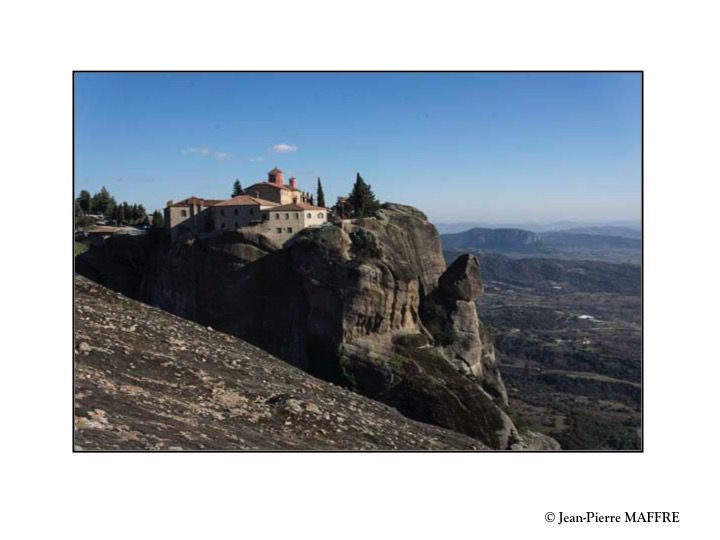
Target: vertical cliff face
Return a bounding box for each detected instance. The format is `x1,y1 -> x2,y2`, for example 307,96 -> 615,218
76,204 -> 553,449
432,254 -> 508,404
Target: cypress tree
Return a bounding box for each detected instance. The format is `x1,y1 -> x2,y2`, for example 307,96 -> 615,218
316,177 -> 326,208
232,179 -> 244,197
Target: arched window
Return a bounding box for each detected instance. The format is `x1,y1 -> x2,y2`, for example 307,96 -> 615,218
318,213 -> 324,218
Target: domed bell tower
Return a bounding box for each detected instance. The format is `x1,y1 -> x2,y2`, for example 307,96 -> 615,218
268,167 -> 284,186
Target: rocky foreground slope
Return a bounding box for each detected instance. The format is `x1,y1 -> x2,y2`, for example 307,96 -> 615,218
77,204 -> 558,450
74,275 -> 487,450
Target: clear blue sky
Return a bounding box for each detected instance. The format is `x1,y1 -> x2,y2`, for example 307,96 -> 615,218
74,72 -> 641,223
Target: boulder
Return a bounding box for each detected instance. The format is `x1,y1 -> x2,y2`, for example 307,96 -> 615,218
438,254 -> 484,301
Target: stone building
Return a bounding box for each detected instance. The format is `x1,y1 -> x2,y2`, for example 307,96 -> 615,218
257,202 -> 328,240
210,195 -> 278,230
165,168 -> 326,242
243,168 -> 313,205
164,196 -> 223,241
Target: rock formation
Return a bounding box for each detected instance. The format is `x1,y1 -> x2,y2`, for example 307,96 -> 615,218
428,254 -> 507,403
74,276 -> 486,450
76,204 -> 557,449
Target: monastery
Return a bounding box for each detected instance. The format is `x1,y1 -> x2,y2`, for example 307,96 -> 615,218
164,168 -> 327,242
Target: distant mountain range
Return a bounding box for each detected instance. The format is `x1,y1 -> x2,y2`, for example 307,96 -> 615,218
552,226 -> 641,239
441,226 -> 641,265
467,252 -> 641,294
441,227 -> 542,251
435,221 -> 641,235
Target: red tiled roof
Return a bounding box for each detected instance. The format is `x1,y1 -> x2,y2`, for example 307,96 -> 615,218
169,196 -> 223,207
213,195 -> 279,207
245,181 -> 300,192
264,203 -> 327,212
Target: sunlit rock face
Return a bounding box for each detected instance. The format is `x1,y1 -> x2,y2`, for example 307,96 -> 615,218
76,203 -> 554,449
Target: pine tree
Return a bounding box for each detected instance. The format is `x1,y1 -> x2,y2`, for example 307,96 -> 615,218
232,179 -> 244,197
77,190 -> 91,214
316,177 -> 326,208
347,173 -> 380,218
91,186 -> 114,216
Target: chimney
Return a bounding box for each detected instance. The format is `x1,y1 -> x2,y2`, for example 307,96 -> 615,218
289,176 -> 297,189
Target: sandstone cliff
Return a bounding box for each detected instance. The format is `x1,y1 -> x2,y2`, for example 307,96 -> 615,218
76,204 -> 557,450
74,276 -> 486,450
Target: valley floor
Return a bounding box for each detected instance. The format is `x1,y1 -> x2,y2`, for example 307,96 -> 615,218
477,284 -> 641,450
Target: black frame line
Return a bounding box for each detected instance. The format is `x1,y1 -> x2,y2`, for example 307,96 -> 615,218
72,70 -> 643,453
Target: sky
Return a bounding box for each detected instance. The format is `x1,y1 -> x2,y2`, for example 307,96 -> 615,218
74,72 -> 641,224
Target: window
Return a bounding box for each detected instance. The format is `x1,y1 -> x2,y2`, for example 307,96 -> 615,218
275,214 -> 280,220
287,227 -> 293,233
284,213 -> 289,219
249,209 -> 254,215
220,209 -> 225,216
235,222 -> 238,227
181,210 -> 187,217
295,214 -> 299,219
276,228 -> 282,233
318,213 -> 324,218
306,213 -> 311,218
221,223 -> 225,229
234,209 -> 238,216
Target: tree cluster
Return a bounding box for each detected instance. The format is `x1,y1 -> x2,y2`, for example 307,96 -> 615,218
334,173 -> 381,219
75,186 -> 148,226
